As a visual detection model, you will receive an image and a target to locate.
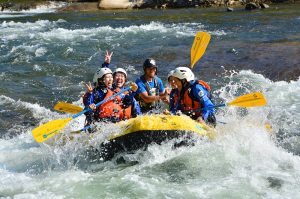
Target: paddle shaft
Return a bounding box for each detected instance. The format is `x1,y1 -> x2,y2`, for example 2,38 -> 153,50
209,103 -> 226,109
183,103 -> 225,114
72,86 -> 131,119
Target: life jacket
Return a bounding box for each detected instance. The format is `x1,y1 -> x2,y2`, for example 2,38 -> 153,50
112,87 -> 132,120
97,87 -> 132,121
135,75 -> 161,113
81,86 -> 129,122
175,80 -> 212,120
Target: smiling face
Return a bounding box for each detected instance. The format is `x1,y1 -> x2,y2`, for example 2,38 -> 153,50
172,77 -> 183,90
114,72 -> 126,88
102,73 -> 113,88
168,76 -> 177,89
144,67 -> 156,78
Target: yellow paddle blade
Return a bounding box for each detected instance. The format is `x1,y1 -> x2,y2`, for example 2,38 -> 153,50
32,118 -> 72,142
228,92 -> 267,107
190,32 -> 211,68
54,102 -> 83,114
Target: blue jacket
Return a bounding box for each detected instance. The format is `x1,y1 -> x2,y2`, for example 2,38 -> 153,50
169,80 -> 215,122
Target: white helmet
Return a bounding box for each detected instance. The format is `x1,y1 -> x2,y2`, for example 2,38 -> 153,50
113,68 -> 127,79
167,70 -> 175,81
93,67 -> 112,83
172,67 -> 195,82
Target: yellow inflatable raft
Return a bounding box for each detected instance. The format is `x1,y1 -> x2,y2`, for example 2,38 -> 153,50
57,114 -> 215,161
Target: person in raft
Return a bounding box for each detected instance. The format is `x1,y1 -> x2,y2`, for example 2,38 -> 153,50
82,52 -> 138,127
112,67 -> 141,118
167,67 -> 216,127
135,58 -> 169,113
101,50 -> 141,117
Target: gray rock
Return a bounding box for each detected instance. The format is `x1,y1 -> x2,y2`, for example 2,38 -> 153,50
260,3 -> 270,9
227,7 -> 234,11
245,2 -> 259,10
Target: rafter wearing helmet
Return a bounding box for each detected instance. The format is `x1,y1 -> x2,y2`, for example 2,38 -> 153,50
82,51 -> 140,128
168,67 -> 216,127
134,58 -> 170,113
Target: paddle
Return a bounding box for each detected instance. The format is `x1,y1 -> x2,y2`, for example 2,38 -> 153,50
188,34 -> 268,124
186,92 -> 267,113
32,86 -> 132,143
213,92 -> 267,108
54,102 -> 83,114
190,32 -> 211,69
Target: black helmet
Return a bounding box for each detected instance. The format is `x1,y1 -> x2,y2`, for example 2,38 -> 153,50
143,58 -> 157,70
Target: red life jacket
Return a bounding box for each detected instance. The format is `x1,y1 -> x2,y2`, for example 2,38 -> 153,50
197,80 -> 211,92
172,80 -> 211,119
98,88 -> 132,120
113,87 -> 132,120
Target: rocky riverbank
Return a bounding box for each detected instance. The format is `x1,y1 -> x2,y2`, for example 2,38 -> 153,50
0,0 -> 299,12
97,0 -> 274,9
0,0 -> 63,11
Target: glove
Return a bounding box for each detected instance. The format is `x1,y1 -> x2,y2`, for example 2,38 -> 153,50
122,95 -> 133,108
163,109 -> 171,115
129,82 -> 138,92
175,110 -> 182,116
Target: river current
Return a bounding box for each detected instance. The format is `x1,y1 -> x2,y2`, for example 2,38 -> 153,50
0,3 -> 300,198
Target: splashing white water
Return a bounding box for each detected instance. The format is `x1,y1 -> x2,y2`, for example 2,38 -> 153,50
0,20 -> 225,42
1,71 -> 300,198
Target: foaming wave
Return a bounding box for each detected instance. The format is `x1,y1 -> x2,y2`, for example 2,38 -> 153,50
212,29 -> 227,36
0,20 -> 226,42
40,21 -> 226,40
211,118 -> 300,198
145,70 -> 299,197
1,70 -> 300,198
215,70 -> 300,155
0,14 -> 28,19
0,95 -> 88,141
0,95 -> 89,172
0,19 -> 66,41
0,20 -> 226,64
95,123 -> 300,198
35,47 -> 47,57
3,44 -> 48,63
0,166 -> 90,198
112,22 -> 208,36
0,95 -> 61,122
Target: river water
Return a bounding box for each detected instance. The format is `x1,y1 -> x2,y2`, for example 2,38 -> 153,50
1,3 -> 300,198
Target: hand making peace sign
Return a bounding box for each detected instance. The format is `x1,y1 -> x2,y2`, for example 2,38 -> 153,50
104,50 -> 113,64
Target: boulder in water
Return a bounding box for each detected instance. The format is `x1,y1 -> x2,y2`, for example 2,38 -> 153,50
226,0 -> 242,6
99,0 -> 143,9
245,2 -> 260,10
227,7 -> 234,12
260,3 -> 270,9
